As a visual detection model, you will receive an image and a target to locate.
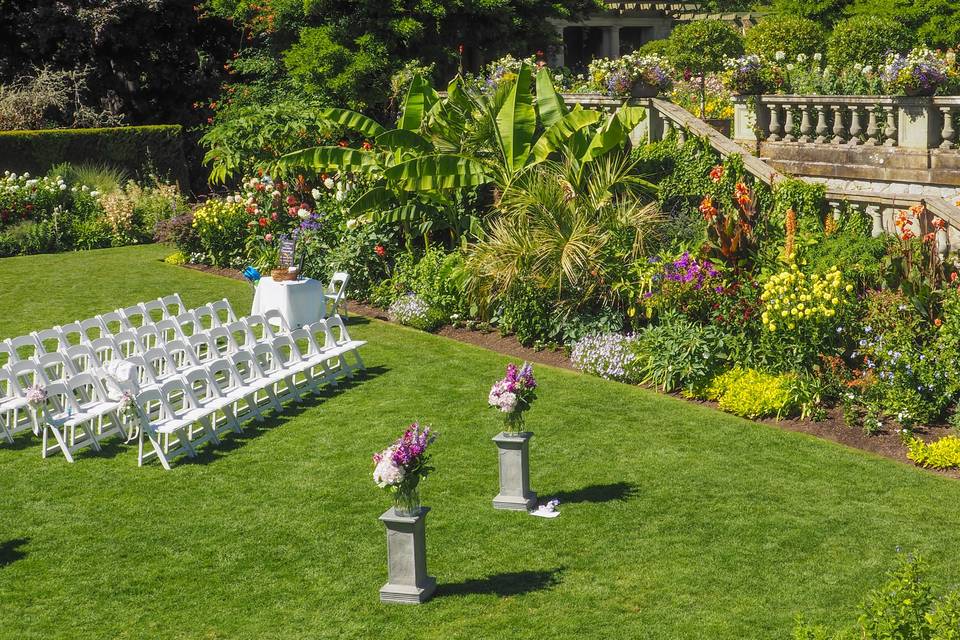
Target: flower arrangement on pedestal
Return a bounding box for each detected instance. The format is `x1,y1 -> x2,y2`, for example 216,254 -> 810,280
882,48 -> 948,96
589,53 -> 672,97
488,362 -> 537,434
373,422 -> 435,516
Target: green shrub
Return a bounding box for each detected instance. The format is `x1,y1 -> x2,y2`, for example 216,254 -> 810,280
907,435 -> 960,470
499,280 -> 554,347
708,367 -> 794,419
794,554 -> 960,639
745,16 -> 826,61
51,162 -> 128,196
826,16 -> 914,70
69,216 -> 112,251
634,313 -> 729,395
191,200 -> 249,268
387,293 -> 444,331
665,20 -> 744,75
0,126 -> 189,189
380,248 -> 469,319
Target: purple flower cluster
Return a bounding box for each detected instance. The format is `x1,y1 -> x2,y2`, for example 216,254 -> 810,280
662,252 -> 719,290
488,362 -> 537,417
372,422 -> 435,489
882,49 -> 948,95
389,423 -> 434,467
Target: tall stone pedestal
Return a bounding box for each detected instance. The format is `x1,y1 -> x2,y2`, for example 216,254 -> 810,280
379,507 -> 436,604
492,431 -> 537,511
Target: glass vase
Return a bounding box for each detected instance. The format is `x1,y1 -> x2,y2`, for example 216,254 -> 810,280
393,484 -> 421,517
503,412 -> 525,436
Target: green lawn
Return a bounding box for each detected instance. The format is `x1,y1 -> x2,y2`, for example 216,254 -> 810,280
2,245 -> 960,639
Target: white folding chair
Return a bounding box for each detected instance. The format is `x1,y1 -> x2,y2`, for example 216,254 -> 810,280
64,344 -> 99,375
206,357 -> 262,425
206,326 -> 239,359
225,321 -> 257,352
134,384 -> 197,470
263,309 -> 292,335
88,336 -> 121,367
7,334 -> 41,361
64,373 -> 123,440
253,341 -> 303,405
159,294 -> 186,318
40,377 -> 107,463
33,328 -> 69,355
163,339 -> 203,372
119,304 -> 148,329
290,324 -> 338,391
36,352 -> 78,385
113,331 -> 142,358
139,347 -> 182,386
79,317 -> 108,343
140,299 -> 169,325
154,318 -> 183,344
324,316 -> 366,377
270,335 -> 314,397
58,322 -> 88,347
229,350 -> 281,415
0,367 -> 31,443
325,272 -> 350,318
182,368 -> 241,439
191,305 -> 219,332
99,311 -> 132,335
243,314 -> 276,342
210,299 -> 238,326
173,311 -> 202,338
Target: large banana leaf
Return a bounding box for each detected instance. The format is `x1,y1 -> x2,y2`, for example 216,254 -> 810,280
279,146 -> 380,172
579,105 -> 646,162
398,75 -> 438,131
375,129 -> 433,153
495,64 -> 536,174
348,184 -> 392,215
531,108 -> 602,163
319,108 -> 386,138
535,68 -> 568,129
384,153 -> 491,191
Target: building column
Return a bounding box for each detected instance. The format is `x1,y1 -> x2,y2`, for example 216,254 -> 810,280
609,26 -> 620,58
550,21 -> 566,67
600,26 -> 611,60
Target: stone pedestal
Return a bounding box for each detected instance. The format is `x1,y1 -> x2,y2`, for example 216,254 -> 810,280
492,431 -> 537,511
379,507 -> 436,604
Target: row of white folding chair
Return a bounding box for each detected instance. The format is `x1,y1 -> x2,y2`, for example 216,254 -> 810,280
37,372 -> 126,462
0,296 -> 237,366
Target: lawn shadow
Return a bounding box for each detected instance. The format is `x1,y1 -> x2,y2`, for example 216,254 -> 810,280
344,315 -> 372,327
0,537 -> 28,568
548,481 -> 638,505
184,365 -> 388,466
437,567 -> 564,598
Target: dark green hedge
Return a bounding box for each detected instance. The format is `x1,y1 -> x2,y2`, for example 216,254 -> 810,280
0,125 -> 190,189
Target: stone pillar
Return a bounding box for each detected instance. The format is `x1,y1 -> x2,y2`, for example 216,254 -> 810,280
732,96 -> 768,142
379,507 -> 436,604
896,97 -> 937,149
600,26 -> 612,60
610,26 -> 621,58
492,432 -> 537,511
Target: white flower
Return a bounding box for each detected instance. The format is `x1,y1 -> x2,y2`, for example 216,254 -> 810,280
497,392 -> 518,413
796,53 -> 807,63
323,177 -> 335,189
271,190 -> 281,198
345,218 -> 359,230
81,185 -> 89,192
786,63 -> 795,71
10,173 -> 17,180
373,450 -> 405,487
89,190 -> 100,197
297,208 -> 310,220
311,188 -> 321,200
335,190 -> 346,202
248,177 -> 259,188
774,51 -> 785,62
59,183 -> 66,191
22,172 -> 29,179
862,65 -> 873,75
25,179 -> 37,187
813,53 -> 822,62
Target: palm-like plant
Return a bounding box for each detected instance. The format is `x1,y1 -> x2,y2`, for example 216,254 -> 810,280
463,153 -> 660,314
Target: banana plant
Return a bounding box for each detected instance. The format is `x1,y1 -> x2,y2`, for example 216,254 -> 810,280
279,63 -> 648,243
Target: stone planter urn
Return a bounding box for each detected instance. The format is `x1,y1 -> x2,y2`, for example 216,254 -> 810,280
492,431 -> 537,511
630,80 -> 658,98
379,506 -> 436,604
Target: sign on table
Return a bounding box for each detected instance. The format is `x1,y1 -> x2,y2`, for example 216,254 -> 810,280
279,237 -> 297,268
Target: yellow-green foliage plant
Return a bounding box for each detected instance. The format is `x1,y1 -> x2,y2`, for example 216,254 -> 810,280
708,367 -> 795,419
906,435 -> 960,470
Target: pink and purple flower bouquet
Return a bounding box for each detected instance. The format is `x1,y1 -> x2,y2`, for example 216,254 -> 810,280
373,422 -> 435,515
488,362 -> 538,433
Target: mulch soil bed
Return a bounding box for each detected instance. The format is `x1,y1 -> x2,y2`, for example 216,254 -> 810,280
182,261 -> 959,478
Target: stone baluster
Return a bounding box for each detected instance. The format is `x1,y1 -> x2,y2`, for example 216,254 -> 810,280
782,106 -> 796,142
814,105 -> 829,143
847,106 -> 862,145
830,105 -> 845,144
866,205 -> 883,237
940,106 -> 956,150
882,106 -> 897,147
767,103 -> 781,141
864,108 -> 880,145
798,104 -> 813,143
937,228 -> 949,260
676,124 -> 687,144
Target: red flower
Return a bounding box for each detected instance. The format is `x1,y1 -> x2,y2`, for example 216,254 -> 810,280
536,50 -> 544,58
923,232 -> 936,244
932,216 -> 946,231
258,217 -> 268,227
458,44 -> 464,55
288,206 -> 298,216
337,139 -> 349,147
286,195 -> 296,206
698,196 -> 718,221
683,68 -> 692,81
709,165 -> 724,183
245,205 -> 256,214
935,318 -> 943,327
374,244 -> 386,257
271,212 -> 278,221
361,141 -> 372,150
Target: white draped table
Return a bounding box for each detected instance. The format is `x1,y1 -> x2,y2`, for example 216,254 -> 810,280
251,276 -> 326,329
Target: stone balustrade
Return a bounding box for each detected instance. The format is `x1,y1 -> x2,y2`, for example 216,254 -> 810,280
732,95 -> 960,188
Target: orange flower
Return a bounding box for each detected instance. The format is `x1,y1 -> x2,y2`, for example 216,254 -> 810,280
734,182 -> 751,207
909,203 -> 925,217
923,232 -> 936,244
932,216 -> 946,231
709,165 -> 724,183
934,318 -> 943,327
361,141 -> 373,150
698,196 -> 718,221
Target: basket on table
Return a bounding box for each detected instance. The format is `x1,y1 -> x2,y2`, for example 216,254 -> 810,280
271,268 -> 299,282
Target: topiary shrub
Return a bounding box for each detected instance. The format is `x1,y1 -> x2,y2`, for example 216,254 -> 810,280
827,16 -> 914,70
664,20 -> 744,76
745,15 -> 826,61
